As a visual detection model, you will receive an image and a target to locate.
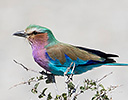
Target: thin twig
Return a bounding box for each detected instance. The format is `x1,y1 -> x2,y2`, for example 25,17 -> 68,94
13,59 -> 39,74
9,77 -> 39,89
64,62 -> 77,100
12,60 -> 57,90
97,72 -> 113,83
71,80 -> 80,100
64,62 -> 73,98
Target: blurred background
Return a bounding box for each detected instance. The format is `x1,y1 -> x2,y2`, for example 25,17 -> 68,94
1,0 -> 128,99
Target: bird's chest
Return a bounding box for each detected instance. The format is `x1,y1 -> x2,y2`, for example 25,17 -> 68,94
32,48 -> 49,69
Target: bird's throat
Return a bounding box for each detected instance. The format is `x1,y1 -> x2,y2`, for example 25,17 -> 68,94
28,33 -> 49,48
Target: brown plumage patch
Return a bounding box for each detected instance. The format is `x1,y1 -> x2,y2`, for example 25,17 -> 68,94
46,43 -> 103,64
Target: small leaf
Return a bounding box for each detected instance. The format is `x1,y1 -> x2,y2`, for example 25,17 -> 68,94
68,82 -> 75,89
38,75 -> 43,80
28,77 -> 35,85
95,91 -> 100,96
91,87 -> 97,91
62,93 -> 67,100
91,96 -> 96,100
38,87 -> 47,98
30,77 -> 35,80
38,94 -> 44,98
102,94 -> 109,100
46,79 -> 52,84
73,96 -> 77,100
80,86 -> 85,90
100,88 -> 106,94
31,82 -> 40,94
31,88 -> 38,94
47,92 -> 52,100
34,82 -> 40,89
99,84 -> 105,89
90,81 -> 96,86
80,86 -> 85,93
42,88 -> 47,95
55,95 -> 61,100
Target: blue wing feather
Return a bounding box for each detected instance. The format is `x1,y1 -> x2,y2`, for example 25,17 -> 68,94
45,52 -> 105,75
45,44 -> 122,76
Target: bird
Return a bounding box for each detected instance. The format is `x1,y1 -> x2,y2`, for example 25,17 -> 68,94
13,24 -> 128,76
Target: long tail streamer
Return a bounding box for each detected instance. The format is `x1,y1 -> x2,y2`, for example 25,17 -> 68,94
105,63 -> 128,66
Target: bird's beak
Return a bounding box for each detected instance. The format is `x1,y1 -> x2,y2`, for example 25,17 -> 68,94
13,30 -> 27,38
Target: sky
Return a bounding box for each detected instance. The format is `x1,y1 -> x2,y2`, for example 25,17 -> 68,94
1,0 -> 128,100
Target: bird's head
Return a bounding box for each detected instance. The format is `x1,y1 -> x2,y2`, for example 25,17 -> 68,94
13,25 -> 57,46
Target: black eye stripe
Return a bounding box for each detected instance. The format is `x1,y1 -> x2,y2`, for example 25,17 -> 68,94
27,33 -> 31,36
33,31 -> 38,35
27,31 -> 41,35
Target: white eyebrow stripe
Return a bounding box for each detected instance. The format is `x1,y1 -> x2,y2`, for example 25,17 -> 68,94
25,28 -> 42,34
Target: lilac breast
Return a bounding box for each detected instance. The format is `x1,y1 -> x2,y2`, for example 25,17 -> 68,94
32,47 -> 50,71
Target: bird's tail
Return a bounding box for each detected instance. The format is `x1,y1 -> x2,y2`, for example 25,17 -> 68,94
104,63 -> 128,66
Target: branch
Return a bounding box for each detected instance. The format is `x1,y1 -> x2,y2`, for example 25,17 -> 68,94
9,77 -> 40,89
13,60 -> 39,74
11,60 -> 56,90
97,72 -> 113,83
12,60 -> 120,100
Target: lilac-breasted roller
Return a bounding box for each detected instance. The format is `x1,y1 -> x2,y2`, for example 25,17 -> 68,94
13,25 -> 128,76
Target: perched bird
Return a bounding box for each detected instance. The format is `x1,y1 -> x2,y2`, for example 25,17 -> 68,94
13,25 -> 128,76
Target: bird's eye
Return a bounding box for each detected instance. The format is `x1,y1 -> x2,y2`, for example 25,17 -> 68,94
33,31 -> 38,35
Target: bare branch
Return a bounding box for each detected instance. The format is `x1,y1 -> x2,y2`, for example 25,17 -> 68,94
97,72 -> 113,83
9,77 -> 39,89
13,59 -> 39,74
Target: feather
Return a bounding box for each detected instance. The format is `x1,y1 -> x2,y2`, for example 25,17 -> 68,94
75,46 -> 118,63
46,43 -> 104,65
104,63 -> 128,66
75,46 -> 119,58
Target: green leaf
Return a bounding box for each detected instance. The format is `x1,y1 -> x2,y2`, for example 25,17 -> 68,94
38,75 -> 43,80
34,82 -> 40,89
95,91 -> 100,96
31,88 -> 38,94
38,88 -> 47,98
62,93 -> 67,100
31,82 -> 40,94
30,77 -> 35,80
28,77 -> 35,85
46,79 -> 52,84
68,82 -> 75,89
101,94 -> 109,100
55,95 -> 61,100
100,88 -> 106,94
91,87 -> 97,91
38,94 -> 44,98
47,92 -> 52,100
90,81 -> 96,86
80,86 -> 85,93
73,96 -> 77,100
99,84 -> 105,89
91,96 -> 96,100
42,88 -> 47,95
